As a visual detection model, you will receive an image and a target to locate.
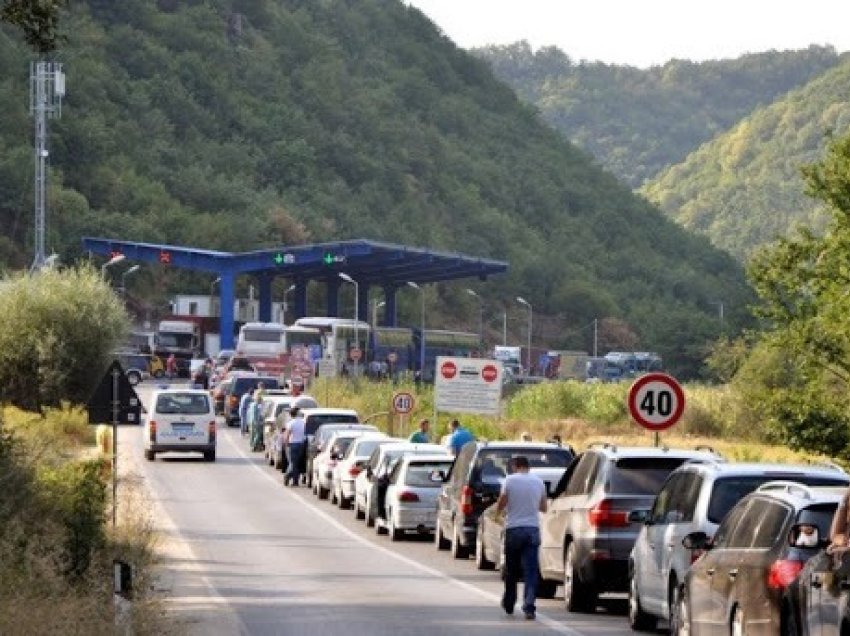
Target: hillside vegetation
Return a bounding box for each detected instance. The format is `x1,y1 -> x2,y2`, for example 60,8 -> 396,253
473,42 -> 843,189
0,0 -> 754,377
643,60 -> 850,261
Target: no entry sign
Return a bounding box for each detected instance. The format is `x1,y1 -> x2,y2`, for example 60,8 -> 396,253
628,373 -> 685,432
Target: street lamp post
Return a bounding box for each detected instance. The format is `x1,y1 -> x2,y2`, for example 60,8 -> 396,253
339,273 -> 360,375
516,296 -> 532,375
101,253 -> 126,277
407,282 -> 425,379
466,289 -> 484,348
372,299 -> 386,327
210,277 -> 221,317
283,284 -> 296,324
120,265 -> 140,296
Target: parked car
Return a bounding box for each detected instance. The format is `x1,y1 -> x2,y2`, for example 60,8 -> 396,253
332,434 -> 393,509
436,441 -> 574,560
539,444 -> 720,613
354,442 -> 447,528
143,388 -> 216,462
222,374 -> 279,425
262,394 -> 318,468
629,460 -> 849,632
787,525 -> 850,636
298,408 -> 360,484
382,454 -> 456,541
681,482 -> 844,635
211,376 -> 234,415
312,430 -> 373,500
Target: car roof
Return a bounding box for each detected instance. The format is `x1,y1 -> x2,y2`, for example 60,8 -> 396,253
749,482 -> 847,507
476,441 -> 570,451
401,454 -> 455,464
378,442 -> 447,454
676,460 -> 848,479
584,444 -> 721,460
300,407 -> 358,416
152,388 -> 211,397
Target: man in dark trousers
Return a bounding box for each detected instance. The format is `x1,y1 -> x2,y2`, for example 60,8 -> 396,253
496,455 -> 548,620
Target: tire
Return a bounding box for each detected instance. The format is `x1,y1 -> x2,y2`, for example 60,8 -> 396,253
475,527 -> 495,570
435,519 -> 450,550
452,520 -> 470,559
669,583 -> 686,636
204,450 -> 216,462
144,449 -> 155,461
731,605 -> 744,636
388,511 -> 403,541
338,490 -> 351,510
318,483 -> 329,500
330,485 -> 338,505
564,543 -> 596,613
355,497 -> 365,520
628,571 -> 657,631
676,586 -> 691,636
365,495 -> 375,527
537,578 -> 558,600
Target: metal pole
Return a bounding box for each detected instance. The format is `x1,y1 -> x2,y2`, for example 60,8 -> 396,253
354,280 -> 359,376
420,290 -> 425,377
111,365 -> 119,528
593,318 -> 598,357
502,311 -> 507,346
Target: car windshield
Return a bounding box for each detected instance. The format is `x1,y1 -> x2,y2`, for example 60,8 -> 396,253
156,393 -> 210,415
609,457 -> 690,495
707,475 -> 849,524
406,462 -> 454,487
305,414 -> 359,435
355,439 -> 386,458
232,377 -> 278,394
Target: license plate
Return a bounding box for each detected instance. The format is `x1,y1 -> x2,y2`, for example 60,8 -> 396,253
172,423 -> 194,432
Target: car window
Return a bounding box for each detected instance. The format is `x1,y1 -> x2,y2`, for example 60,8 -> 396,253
330,437 -> 355,457
388,461 -> 404,484
713,498 -> 752,547
406,462 -> 454,487
673,473 -> 704,523
565,453 -> 599,496
797,503 -> 840,545
728,499 -> 789,549
608,457 -> 689,495
305,414 -> 359,435
651,473 -> 683,524
552,455 -> 580,498
156,393 -> 210,415
449,444 -> 475,486
367,448 -> 381,470
356,439 -> 386,459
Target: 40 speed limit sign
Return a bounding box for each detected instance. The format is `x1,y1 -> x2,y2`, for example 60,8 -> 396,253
627,373 -> 685,432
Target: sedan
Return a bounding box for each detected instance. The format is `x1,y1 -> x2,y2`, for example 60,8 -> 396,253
382,455 -> 454,540
331,434 -> 392,509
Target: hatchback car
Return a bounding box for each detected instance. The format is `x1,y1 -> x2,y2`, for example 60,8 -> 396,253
263,394 -> 319,468
144,388 -> 216,462
629,460 -> 848,632
681,482 -> 844,635
223,374 -> 279,425
299,408 -> 360,485
383,454 -> 456,541
539,444 -> 720,613
331,433 -> 391,509
312,430 -> 373,500
436,441 -> 574,560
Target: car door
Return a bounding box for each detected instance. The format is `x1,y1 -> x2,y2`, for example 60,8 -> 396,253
639,472 -> 682,612
661,473 -> 704,614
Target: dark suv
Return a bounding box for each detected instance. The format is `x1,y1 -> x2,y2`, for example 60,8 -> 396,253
222,375 -> 279,425
539,444 -> 720,613
435,441 -> 574,560
682,482 -> 844,635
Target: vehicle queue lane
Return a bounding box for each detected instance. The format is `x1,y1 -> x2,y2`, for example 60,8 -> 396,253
125,386 -> 658,635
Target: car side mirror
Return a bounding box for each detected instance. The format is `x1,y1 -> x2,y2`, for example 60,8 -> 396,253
682,531 -> 711,551
789,523 -> 823,548
628,509 -> 652,525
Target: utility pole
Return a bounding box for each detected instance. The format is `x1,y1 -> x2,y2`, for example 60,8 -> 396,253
30,61 -> 65,271
593,318 -> 598,357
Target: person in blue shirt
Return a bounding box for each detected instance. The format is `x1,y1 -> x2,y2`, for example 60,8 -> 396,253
448,419 -> 475,455
409,419 -> 431,444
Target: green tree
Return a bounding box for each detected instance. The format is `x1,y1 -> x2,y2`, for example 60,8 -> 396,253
1,0 -> 67,52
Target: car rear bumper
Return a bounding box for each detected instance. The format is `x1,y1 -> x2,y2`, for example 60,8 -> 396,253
341,480 -> 356,499
580,556 -> 629,592
149,443 -> 215,453
397,508 -> 437,530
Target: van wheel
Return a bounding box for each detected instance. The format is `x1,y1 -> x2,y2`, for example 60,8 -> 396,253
628,572 -> 656,631
564,543 -> 596,613
204,450 -> 216,462
452,521 -> 469,559
676,587 -> 691,636
388,512 -> 403,541
435,520 -> 450,550
355,499 -> 365,520
144,449 -> 155,461
669,583 -> 685,636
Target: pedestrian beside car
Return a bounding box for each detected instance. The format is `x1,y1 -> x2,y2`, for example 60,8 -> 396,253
250,388 -> 265,452
409,419 -> 431,443
496,455 -> 548,621
283,407 -> 307,487
239,390 -> 253,437
447,419 -> 474,456
830,488 -> 850,550
166,353 -> 178,380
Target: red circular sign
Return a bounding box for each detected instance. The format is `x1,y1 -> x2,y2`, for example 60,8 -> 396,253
481,364 -> 498,383
627,373 -> 685,431
440,360 -> 458,379
392,391 -> 415,414
350,347 -> 362,361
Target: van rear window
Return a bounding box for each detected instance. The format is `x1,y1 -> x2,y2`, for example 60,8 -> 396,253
609,458 -> 688,495
156,393 -> 210,415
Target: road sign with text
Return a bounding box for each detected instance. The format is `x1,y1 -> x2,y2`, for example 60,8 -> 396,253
628,373 -> 685,432
434,357 -> 503,416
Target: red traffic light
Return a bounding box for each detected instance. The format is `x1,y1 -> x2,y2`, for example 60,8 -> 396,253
159,250 -> 171,264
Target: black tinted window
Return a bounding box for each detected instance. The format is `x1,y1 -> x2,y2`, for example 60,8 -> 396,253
565,453 -> 599,496
232,377 -> 279,394
609,457 -> 688,495
651,473 -> 683,524
713,499 -> 751,547
406,462 -> 454,487
729,499 -> 789,549
330,437 -> 355,456
797,503 -> 839,544
305,414 -> 359,434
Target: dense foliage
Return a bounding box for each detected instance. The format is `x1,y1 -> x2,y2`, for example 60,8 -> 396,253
0,266 -> 128,410
742,132 -> 850,459
473,41 -> 843,188
644,60 -> 850,261
0,0 -> 754,378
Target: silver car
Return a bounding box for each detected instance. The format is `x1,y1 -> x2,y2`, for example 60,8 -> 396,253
382,455 -> 455,540
331,434 -> 392,509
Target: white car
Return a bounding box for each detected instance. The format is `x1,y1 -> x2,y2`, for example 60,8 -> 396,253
261,394 -> 318,468
312,430 -> 374,499
144,388 -> 216,462
353,442 -> 449,527
382,454 -> 455,540
331,434 -> 394,509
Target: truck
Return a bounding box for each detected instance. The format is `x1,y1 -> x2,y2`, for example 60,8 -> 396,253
156,318 -> 203,377
493,346 -> 522,377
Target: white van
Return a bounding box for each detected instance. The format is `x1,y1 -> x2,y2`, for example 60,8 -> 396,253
144,388 -> 216,462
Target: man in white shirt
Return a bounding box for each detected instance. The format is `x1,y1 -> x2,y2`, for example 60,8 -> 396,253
283,407 -> 306,487
496,455 -> 548,620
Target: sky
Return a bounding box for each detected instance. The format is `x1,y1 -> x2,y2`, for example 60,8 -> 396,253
405,0 -> 850,68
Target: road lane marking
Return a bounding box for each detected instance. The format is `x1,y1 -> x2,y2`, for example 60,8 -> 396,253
223,431 -> 583,636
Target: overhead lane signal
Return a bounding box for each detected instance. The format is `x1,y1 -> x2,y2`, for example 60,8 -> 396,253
323,252 -> 346,265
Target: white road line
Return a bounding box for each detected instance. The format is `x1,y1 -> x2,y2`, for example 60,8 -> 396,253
223,432 -> 583,636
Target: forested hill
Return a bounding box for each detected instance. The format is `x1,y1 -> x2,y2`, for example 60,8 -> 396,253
0,0 -> 753,377
642,59 -> 850,262
472,42 -> 843,188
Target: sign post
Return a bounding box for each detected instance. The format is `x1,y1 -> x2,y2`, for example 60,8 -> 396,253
627,373 -> 686,447
391,391 -> 416,437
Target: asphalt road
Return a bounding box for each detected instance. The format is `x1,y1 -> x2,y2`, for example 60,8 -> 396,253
121,384 -> 664,636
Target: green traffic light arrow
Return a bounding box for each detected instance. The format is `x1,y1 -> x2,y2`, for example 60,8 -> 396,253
273,253 -> 283,265
323,253 -> 333,265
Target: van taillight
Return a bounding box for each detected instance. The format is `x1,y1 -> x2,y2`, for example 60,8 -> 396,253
767,559 -> 804,590
149,421 -> 157,443
460,485 -> 473,516
349,466 -> 362,477
588,500 -> 629,527
208,420 -> 216,442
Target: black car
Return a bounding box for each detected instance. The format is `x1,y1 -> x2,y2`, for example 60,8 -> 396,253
222,375 -> 279,425
435,441 -> 573,560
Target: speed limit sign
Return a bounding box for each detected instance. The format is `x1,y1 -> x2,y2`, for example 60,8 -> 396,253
627,373 -> 685,432
391,391 -> 415,415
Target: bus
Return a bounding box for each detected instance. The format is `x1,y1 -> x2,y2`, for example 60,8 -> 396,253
369,326 -> 415,375
412,328 -> 481,381
293,317 -> 371,374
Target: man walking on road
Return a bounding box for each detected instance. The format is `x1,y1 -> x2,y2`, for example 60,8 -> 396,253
283,407 -> 306,487
497,455 -> 547,620
408,419 -> 430,443
447,419 -> 474,455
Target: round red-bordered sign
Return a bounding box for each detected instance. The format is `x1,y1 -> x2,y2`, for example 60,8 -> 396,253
481,364 -> 498,383
391,391 -> 415,414
440,360 -> 457,379
627,373 -> 685,431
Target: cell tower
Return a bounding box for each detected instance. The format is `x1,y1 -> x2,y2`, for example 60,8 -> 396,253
29,61 -> 65,270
